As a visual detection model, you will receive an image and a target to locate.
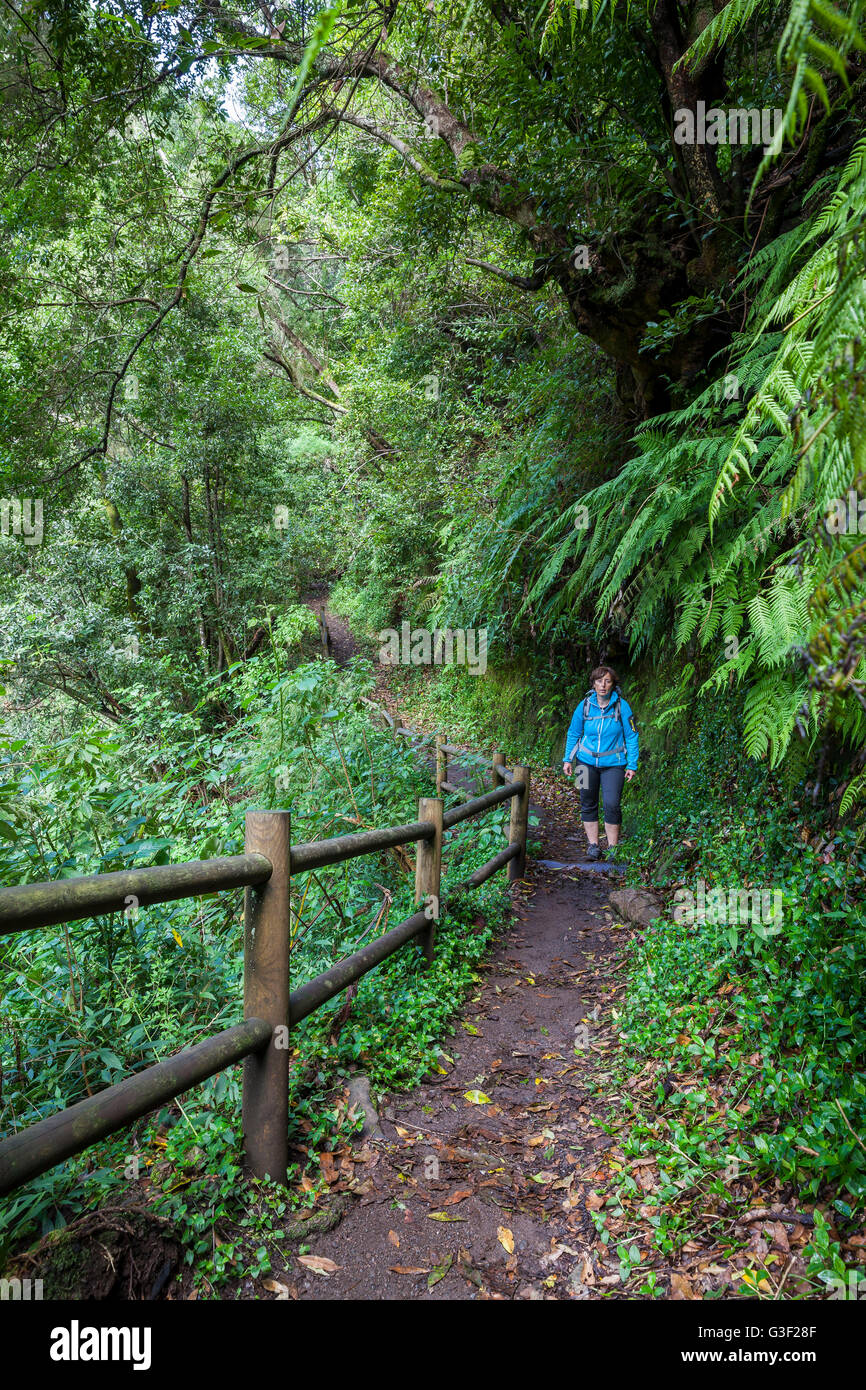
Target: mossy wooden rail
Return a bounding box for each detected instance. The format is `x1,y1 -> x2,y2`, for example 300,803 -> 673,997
0,751 -> 530,1197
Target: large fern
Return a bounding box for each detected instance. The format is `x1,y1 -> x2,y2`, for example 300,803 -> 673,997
434,1 -> 866,778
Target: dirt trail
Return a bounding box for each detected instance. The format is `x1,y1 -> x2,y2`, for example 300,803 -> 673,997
290,804 -> 625,1300
280,601 -> 630,1300
300,589 -> 359,668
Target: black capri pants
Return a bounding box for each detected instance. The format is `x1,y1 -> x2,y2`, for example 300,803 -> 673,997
577,762 -> 626,826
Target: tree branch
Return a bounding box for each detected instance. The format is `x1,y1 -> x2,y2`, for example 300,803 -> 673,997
263,346 -> 349,414
464,257 -> 555,290
324,107 -> 463,193
48,111 -> 332,483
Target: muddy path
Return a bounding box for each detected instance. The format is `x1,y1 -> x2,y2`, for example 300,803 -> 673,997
300,589 -> 360,670
283,800 -> 625,1301
281,598 -> 633,1300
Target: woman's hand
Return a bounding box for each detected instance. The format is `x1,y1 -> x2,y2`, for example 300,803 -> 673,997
625,769 -> 636,781
563,762 -> 573,777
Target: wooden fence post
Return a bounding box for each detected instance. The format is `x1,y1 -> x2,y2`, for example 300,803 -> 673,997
491,750 -> 504,788
317,608 -> 331,659
508,766 -> 531,882
242,809 -> 291,1184
435,737 -> 446,796
415,797 -> 443,966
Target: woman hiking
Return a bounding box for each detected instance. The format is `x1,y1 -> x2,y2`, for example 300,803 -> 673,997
562,665 -> 639,861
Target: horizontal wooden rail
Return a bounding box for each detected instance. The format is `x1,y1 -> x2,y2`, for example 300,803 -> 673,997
289,908 -> 429,1026
0,1019 -> 271,1198
443,779 -> 524,830
289,838 -> 522,1025
0,791 -> 518,931
0,708 -> 532,1199
451,842 -> 520,892
0,855 -> 273,936
290,819 -> 435,874
440,745 -> 496,767
360,696 -> 394,728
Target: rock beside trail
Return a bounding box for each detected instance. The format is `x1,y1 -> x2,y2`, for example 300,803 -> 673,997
608,887 -> 665,928
346,1074 -> 385,1140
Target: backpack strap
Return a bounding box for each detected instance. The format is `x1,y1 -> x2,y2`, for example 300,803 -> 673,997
584,688 -> 625,729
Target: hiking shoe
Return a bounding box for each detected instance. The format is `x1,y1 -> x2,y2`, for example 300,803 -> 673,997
585,843 -> 602,861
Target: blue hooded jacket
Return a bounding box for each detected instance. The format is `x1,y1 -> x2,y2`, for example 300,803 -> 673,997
563,688 -> 639,771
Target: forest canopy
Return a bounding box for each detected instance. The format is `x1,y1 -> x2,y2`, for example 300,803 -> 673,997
0,0 -> 864,772
1,0 -> 865,1298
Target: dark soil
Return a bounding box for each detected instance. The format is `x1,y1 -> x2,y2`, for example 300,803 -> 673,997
6,600 -> 832,1303
251,598 -> 635,1301
261,776 -> 635,1301
8,1206 -> 181,1300
300,591 -> 359,669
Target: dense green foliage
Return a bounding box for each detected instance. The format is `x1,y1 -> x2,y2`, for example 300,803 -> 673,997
0,0 -> 864,1294
623,695 -> 866,1198
0,642 -> 512,1286
554,691 -> 864,1294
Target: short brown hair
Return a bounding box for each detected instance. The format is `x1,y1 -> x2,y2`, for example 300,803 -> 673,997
590,665 -> 618,686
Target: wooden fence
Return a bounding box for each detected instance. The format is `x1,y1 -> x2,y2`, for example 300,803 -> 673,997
0,717 -> 529,1197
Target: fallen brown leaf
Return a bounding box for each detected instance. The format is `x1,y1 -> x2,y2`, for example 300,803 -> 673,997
670,1272 -> 698,1300
262,1277 -> 291,1300
297,1255 -> 340,1277
318,1151 -> 338,1184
